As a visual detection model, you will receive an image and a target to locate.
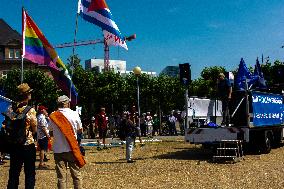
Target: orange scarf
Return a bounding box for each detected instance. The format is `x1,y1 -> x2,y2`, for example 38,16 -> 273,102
50,111 -> 86,168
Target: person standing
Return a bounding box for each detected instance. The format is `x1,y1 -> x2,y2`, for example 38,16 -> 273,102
130,105 -> 143,145
120,112 -> 137,163
145,112 -> 153,137
88,117 -> 96,139
95,107 -> 108,150
152,114 -> 160,136
37,105 -> 50,169
140,113 -> 147,137
168,112 -> 177,136
217,73 -> 232,126
7,83 -> 37,189
48,95 -> 85,189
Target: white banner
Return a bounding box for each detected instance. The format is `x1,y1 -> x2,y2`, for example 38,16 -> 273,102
188,97 -> 222,117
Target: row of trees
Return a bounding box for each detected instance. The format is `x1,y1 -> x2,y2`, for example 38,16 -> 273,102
1,55 -> 284,120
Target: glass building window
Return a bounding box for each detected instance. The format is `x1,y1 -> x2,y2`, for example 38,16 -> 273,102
9,49 -> 15,58
8,48 -> 20,59
15,49 -> 20,58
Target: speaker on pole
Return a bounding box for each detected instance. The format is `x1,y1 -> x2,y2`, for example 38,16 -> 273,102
179,63 -> 191,86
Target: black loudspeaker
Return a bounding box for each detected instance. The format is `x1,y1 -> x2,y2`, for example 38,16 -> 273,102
179,63 -> 191,86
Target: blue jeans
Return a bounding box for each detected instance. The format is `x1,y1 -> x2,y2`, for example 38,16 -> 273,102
126,136 -> 135,161
7,144 -> 36,189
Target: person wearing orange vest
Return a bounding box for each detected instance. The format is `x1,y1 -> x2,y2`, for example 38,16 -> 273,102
48,95 -> 85,189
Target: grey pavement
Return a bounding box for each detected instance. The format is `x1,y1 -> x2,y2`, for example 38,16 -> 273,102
81,135 -> 184,147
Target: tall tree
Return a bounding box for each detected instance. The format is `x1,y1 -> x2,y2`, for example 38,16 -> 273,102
0,69 -> 59,110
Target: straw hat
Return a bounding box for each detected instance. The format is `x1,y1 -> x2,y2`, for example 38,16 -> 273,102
17,83 -> 33,95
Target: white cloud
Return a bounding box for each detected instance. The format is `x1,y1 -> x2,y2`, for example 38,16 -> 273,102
168,7 -> 179,14
207,22 -> 223,29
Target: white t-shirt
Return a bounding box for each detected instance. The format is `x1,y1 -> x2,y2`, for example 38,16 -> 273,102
37,113 -> 49,140
48,108 -> 82,153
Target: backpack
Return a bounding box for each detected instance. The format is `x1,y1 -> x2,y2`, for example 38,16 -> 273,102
0,106 -> 31,152
117,118 -> 127,140
117,118 -> 136,140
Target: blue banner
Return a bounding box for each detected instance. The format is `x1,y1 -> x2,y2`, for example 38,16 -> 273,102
0,95 -> 12,128
252,92 -> 284,126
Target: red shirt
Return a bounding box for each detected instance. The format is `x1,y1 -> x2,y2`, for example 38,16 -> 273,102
95,112 -> 107,129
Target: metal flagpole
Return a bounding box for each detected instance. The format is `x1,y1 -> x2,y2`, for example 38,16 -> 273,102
185,88 -> 189,129
70,12 -> 79,102
215,80 -> 218,123
21,57 -> 24,84
21,7 -> 26,84
136,76 -> 141,129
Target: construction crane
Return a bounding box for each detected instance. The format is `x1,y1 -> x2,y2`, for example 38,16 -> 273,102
54,39 -> 103,48
54,34 -> 136,71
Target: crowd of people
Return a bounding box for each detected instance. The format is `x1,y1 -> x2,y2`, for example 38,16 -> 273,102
0,83 -> 186,189
0,83 -> 84,189
84,106 -> 185,142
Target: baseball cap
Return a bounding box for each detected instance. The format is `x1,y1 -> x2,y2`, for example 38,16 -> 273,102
57,95 -> 70,104
38,105 -> 48,111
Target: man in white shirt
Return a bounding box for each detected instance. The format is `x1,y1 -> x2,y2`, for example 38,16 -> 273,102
48,95 -> 84,189
168,112 -> 177,136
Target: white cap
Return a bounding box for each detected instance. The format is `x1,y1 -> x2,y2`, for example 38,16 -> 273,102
57,95 -> 70,104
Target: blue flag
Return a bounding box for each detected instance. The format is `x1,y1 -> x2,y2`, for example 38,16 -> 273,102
0,95 -> 12,128
235,58 -> 252,90
253,58 -> 267,89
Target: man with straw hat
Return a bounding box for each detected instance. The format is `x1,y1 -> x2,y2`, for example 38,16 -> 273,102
7,83 -> 37,189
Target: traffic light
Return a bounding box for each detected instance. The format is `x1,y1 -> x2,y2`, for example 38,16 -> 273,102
179,63 -> 191,86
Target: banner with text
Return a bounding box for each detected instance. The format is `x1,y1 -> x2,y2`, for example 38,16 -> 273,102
252,92 -> 284,126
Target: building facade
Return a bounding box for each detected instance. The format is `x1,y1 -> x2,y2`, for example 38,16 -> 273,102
160,66 -> 179,77
0,19 -> 49,78
85,58 -> 126,73
85,58 -> 157,76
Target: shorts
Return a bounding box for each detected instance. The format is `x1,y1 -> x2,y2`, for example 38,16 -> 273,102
38,137 -> 48,151
98,127 -> 107,139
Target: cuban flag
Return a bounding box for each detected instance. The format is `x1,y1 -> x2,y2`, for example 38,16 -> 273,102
78,0 -> 128,50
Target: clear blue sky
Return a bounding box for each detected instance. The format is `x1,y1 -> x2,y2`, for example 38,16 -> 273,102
1,0 -> 284,79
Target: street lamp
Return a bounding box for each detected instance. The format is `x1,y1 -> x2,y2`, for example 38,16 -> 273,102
133,66 -> 142,127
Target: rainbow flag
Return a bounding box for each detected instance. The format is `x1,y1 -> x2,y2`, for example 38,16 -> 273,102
22,9 -> 78,105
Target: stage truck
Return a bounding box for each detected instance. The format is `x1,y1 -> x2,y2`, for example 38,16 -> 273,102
184,91 -> 284,160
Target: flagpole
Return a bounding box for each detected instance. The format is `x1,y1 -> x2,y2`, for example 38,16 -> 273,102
21,58 -> 24,83
70,11 -> 79,102
21,7 -> 26,84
